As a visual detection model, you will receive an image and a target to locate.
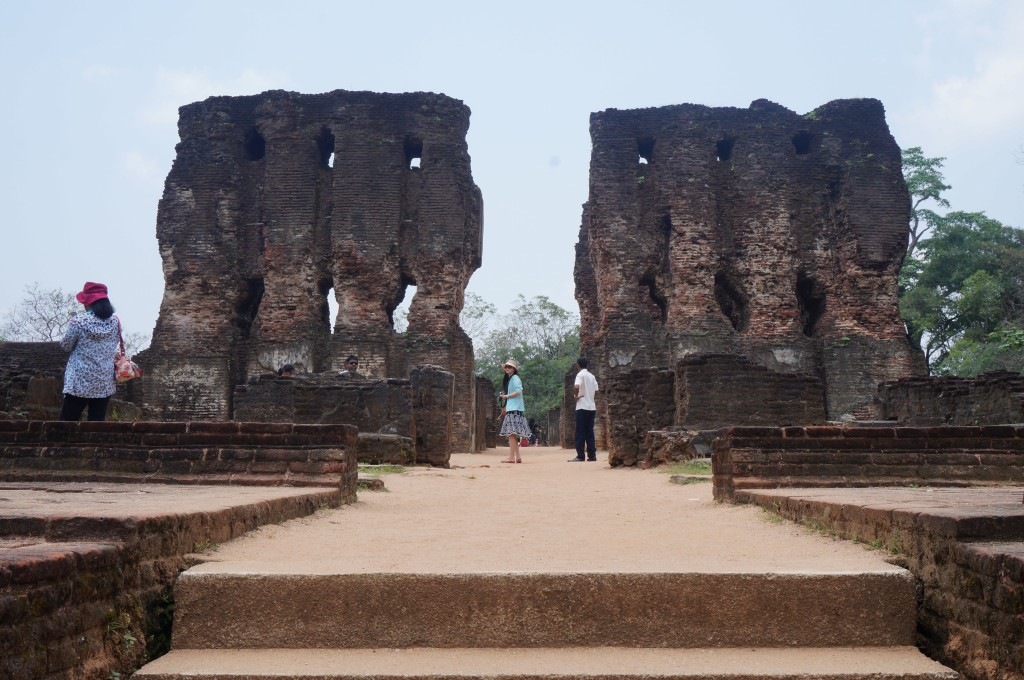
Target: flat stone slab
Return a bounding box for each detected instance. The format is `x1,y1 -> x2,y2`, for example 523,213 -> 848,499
0,481 -> 342,541
739,486 -> 1024,539
137,646 -> 959,680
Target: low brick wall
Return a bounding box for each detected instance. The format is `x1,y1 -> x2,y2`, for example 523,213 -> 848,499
233,364 -> 458,464
877,371 -> 1024,425
676,354 -> 827,428
712,425 -> 1024,501
357,433 -> 414,465
1,485 -> 342,680
0,420 -> 359,492
735,487 -> 1024,680
233,375 -> 413,435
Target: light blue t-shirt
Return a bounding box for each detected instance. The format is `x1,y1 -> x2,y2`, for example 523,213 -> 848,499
504,374 -> 525,412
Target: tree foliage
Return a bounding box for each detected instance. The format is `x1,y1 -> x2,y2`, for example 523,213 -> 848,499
898,149 -> 1024,375
901,147 -> 951,257
474,295 -> 580,420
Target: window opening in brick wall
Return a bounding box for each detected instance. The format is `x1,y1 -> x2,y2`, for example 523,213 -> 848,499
716,137 -> 736,162
316,127 -> 336,169
640,273 -> 668,324
405,138 -> 423,170
244,128 -> 266,161
388,276 -> 416,332
714,271 -> 748,332
637,137 -> 655,164
792,131 -> 814,155
796,272 -> 826,337
236,278 -> 265,337
320,279 -> 337,334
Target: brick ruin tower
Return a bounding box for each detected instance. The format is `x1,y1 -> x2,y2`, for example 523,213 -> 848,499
142,90 -> 482,445
574,98 -> 922,461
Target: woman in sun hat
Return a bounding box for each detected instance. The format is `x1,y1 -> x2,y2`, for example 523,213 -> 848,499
498,358 -> 531,463
59,282 -> 121,421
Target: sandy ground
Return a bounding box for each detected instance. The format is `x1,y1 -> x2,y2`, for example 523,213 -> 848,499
196,447 -> 902,575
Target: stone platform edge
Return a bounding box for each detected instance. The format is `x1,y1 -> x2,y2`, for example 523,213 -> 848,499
0,420 -> 360,490
734,487 -> 1024,680
712,424 -> 1024,502
0,483 -> 347,680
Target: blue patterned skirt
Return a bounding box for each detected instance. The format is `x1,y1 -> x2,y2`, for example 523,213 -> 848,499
499,411 -> 532,439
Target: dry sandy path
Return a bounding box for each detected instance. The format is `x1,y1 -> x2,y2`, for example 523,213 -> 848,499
196,447 -> 900,575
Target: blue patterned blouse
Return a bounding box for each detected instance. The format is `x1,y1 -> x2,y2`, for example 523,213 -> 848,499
60,313 -> 120,398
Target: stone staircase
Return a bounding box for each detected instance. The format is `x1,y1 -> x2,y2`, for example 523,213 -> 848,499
134,566 -> 957,679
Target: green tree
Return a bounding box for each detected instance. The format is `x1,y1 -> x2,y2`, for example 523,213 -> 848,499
475,295 -> 580,419
900,210 -> 1024,373
901,147 -> 951,257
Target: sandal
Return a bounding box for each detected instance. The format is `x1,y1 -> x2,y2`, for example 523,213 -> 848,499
501,459 -> 516,463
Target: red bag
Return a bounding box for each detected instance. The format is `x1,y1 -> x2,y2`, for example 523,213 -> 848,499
114,319 -> 142,383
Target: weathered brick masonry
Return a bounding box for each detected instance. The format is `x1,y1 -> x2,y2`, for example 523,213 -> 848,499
0,420 -> 359,491
0,486 -> 343,680
736,487 -> 1024,680
712,425 -> 1024,501
0,342 -> 65,420
233,364 -> 455,465
143,89 -> 482,451
575,99 -> 921,462
0,420 -> 358,678
878,371 -> 1024,425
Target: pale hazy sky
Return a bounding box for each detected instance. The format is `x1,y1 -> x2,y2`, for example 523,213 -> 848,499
2,0 -> 1022,342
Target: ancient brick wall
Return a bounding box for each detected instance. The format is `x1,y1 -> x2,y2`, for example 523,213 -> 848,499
0,342 -> 66,419
0,342 -> 143,421
878,371 -> 1024,425
0,420 -> 359,490
712,425 -> 1024,501
546,407 -> 560,447
0,487 -> 342,680
604,367 -> 675,466
675,354 -> 826,429
234,374 -> 413,436
147,90 -> 482,448
233,365 -> 461,464
474,376 -> 496,451
575,99 -> 921,456
410,365 -> 454,465
736,488 -> 1024,680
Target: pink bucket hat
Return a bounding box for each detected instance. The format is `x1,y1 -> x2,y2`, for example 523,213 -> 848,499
75,282 -> 109,305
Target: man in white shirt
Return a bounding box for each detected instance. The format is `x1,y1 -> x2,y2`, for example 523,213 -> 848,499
569,356 -> 599,462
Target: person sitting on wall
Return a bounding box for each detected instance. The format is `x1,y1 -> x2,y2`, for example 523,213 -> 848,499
277,364 -> 295,378
337,355 -> 365,379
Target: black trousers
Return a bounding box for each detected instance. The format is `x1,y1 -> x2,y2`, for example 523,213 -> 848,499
575,408 -> 597,460
60,394 -> 110,422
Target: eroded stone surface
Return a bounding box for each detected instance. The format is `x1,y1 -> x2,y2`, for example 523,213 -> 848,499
140,89 -> 482,450
575,99 -> 921,460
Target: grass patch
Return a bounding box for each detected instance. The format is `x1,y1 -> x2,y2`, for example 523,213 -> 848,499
358,464 -> 407,476
659,459 -> 712,475
672,475 -> 710,485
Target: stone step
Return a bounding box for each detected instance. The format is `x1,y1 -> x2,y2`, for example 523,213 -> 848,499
135,646 -> 959,680
171,570 -> 916,649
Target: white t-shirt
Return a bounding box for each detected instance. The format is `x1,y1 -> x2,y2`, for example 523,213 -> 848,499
574,368 -> 599,410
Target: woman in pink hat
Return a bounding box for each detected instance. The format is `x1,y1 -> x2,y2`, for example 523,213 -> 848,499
59,282 -> 121,421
